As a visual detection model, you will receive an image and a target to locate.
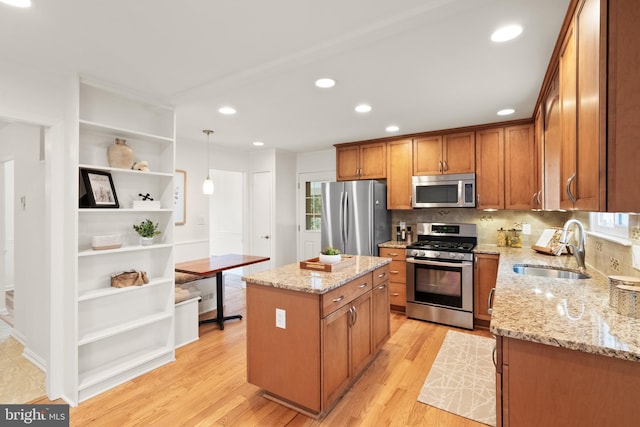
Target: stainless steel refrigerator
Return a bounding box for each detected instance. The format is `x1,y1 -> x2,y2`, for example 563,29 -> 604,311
321,180 -> 390,256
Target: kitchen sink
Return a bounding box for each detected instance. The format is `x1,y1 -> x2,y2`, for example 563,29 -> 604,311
512,264 -> 590,280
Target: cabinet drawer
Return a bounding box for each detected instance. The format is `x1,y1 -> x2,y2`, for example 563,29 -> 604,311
387,259 -> 406,283
389,281 -> 406,307
372,265 -> 390,287
379,247 -> 405,260
322,273 -> 372,317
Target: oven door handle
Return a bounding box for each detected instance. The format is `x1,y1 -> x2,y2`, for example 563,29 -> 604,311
407,258 -> 472,268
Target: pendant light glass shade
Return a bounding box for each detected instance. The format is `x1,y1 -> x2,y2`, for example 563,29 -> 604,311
202,177 -> 214,195
202,129 -> 214,195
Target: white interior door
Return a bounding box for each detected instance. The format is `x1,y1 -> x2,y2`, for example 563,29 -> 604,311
298,172 -> 334,261
250,171 -> 272,273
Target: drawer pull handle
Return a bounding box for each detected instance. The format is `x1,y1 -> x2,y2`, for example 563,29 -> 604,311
377,284 -> 386,290
388,252 -> 399,256
332,296 -> 345,303
377,273 -> 386,278
358,284 -> 367,289
391,292 -> 400,296
390,270 -> 399,274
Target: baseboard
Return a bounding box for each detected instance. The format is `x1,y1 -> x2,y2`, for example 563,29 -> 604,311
22,346 -> 47,373
11,328 -> 27,345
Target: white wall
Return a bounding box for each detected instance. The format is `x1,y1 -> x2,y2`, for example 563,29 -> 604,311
0,61 -> 72,399
0,123 -> 48,366
174,138 -> 249,262
297,148 -> 335,175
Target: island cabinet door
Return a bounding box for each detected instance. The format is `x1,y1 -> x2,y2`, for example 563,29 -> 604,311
350,291 -> 373,375
322,303 -> 352,408
372,280 -> 390,352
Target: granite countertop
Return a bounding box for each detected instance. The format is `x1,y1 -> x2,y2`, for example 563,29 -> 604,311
379,240 -> 409,249
478,244 -> 640,362
241,255 -> 391,295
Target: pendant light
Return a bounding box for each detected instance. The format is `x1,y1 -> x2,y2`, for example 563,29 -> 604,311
202,129 -> 214,195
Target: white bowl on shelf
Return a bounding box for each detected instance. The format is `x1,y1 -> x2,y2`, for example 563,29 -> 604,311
319,254 -> 341,264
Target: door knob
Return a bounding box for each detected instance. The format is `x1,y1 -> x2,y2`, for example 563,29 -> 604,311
260,235 -> 270,239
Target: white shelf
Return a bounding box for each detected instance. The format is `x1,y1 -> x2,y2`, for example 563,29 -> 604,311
80,120 -> 173,144
71,77 -> 176,405
78,278 -> 173,302
78,346 -> 173,391
78,163 -> 173,178
78,208 -> 173,213
78,243 -> 172,257
78,312 -> 172,346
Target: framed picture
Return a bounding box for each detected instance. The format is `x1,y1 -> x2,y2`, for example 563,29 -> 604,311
175,169 -> 186,225
79,169 -> 119,208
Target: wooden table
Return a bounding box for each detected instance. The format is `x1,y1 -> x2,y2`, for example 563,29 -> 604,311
175,254 -> 270,330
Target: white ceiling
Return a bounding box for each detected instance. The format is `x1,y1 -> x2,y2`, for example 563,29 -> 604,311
0,0 -> 569,152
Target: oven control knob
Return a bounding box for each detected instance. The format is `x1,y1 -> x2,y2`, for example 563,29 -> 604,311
433,251 -> 441,258
410,250 -> 419,257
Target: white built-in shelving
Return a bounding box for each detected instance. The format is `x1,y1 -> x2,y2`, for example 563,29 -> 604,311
68,77 -> 176,405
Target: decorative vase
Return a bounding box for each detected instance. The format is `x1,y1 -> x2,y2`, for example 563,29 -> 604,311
107,138 -> 134,169
141,237 -> 154,246
319,254 -> 341,264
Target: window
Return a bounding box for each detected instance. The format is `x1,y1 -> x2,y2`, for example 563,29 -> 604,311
590,212 -> 629,239
304,181 -> 323,231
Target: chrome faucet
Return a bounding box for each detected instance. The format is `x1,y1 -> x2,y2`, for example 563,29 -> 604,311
560,219 -> 586,272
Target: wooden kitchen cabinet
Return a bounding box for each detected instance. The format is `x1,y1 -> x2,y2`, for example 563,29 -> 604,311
474,124 -> 535,210
379,247 -> 406,311
413,132 -> 475,175
336,142 -> 386,181
386,138 -> 413,209
557,0 -> 605,211
533,106 -> 544,210
473,253 -> 499,326
496,336 -> 640,426
322,290 -> 372,407
475,128 -> 504,210
247,264 -> 390,416
372,265 -> 390,352
504,124 -> 537,210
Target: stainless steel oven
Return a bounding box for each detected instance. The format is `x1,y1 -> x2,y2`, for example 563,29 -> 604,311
406,223 -> 476,330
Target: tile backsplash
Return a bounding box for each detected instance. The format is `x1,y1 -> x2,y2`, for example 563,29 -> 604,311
392,208 -> 640,279
391,208 -> 569,247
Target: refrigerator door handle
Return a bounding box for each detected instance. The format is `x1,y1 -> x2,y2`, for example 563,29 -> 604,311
343,191 -> 349,246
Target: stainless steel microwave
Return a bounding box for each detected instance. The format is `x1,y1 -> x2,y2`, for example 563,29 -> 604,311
411,173 -> 476,208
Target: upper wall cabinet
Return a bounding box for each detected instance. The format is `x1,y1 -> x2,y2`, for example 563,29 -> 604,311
336,142 -> 386,181
475,124 -> 536,210
386,139 -> 413,210
606,0 -> 640,212
558,0 -> 604,211
413,132 -> 475,175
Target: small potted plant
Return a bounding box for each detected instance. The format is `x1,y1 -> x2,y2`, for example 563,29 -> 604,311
320,247 -> 342,264
133,219 -> 161,246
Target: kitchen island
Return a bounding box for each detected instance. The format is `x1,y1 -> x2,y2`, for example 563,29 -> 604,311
479,245 -> 640,426
242,255 -> 391,418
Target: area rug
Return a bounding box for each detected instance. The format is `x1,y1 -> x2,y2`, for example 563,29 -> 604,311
418,330 -> 496,426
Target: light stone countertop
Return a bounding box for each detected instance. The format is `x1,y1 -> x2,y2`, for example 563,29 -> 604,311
379,240 -> 410,249
241,255 -> 391,294
478,244 -> 640,362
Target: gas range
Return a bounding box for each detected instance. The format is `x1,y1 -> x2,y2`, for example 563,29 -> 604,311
406,222 -> 478,330
406,223 -> 477,262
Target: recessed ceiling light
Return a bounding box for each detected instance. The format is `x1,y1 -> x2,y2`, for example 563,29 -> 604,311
491,25 -> 523,42
355,104 -> 372,113
252,141 -> 264,146
0,0 -> 31,7
497,108 -> 515,116
218,106 -> 237,115
315,78 -> 336,88
386,125 -> 399,132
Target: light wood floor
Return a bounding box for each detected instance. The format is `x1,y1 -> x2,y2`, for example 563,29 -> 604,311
33,281 -> 492,426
